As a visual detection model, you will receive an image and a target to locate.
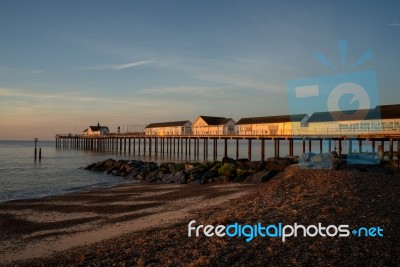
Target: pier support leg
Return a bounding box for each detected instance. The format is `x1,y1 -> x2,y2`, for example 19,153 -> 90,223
224,139 -> 228,158
359,139 -> 362,154
390,138 -> 394,160
203,139 -> 206,159
349,139 -> 353,154
339,140 -> 342,156
302,139 -> 306,154
319,139 -> 323,154
236,139 -> 239,160
328,139 -> 332,153
149,137 -> 152,155
214,139 -> 217,160
248,139 -> 252,161
261,139 -> 265,161
308,139 -> 312,153
188,138 -> 191,157
372,140 -> 376,157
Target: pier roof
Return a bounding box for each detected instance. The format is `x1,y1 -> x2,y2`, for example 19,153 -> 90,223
197,116 -> 233,125
236,114 -> 307,125
145,121 -> 191,128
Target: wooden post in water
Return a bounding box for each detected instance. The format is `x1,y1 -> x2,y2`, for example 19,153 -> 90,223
224,139 -> 228,158
348,139 -> 353,154
203,139 -> 206,159
319,139 -> 323,154
328,139 -> 332,153
338,139 -> 342,156
372,140 -> 376,157
308,139 -> 312,153
248,139 -> 252,161
39,148 -> 42,161
359,139 -> 362,154
277,139 -> 280,157
302,139 -> 306,154
261,139 -> 265,161
188,138 -> 191,157
143,137 -> 147,155
389,138 -> 394,160
236,139 -> 239,160
138,137 -> 141,154
34,138 -> 38,160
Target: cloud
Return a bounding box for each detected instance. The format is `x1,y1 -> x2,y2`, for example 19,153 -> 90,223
0,66 -> 45,75
80,60 -> 151,71
388,23 -> 400,27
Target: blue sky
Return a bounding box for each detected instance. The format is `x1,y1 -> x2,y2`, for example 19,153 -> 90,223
1,0 -> 399,139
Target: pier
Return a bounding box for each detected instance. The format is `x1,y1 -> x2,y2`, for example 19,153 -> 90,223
55,133 -> 400,161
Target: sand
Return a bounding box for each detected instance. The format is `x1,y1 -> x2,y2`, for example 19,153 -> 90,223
0,183 -> 254,264
1,166 -> 399,266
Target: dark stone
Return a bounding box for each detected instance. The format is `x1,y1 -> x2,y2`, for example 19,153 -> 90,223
233,174 -> 249,183
245,170 -> 278,183
265,157 -> 292,171
203,170 -> 218,179
104,159 -> 115,169
188,172 -> 203,183
218,163 -> 237,177
113,160 -> 125,170
222,156 -> 236,165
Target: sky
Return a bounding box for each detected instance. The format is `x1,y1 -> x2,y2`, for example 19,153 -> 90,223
1,0 -> 400,139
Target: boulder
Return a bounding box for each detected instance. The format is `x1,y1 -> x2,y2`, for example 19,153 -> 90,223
209,176 -> 230,183
265,157 -> 292,171
218,163 -> 237,177
113,160 -> 125,170
233,174 -> 249,183
299,153 -> 316,163
222,156 -> 236,165
244,170 -> 278,183
203,170 -> 218,179
104,159 -> 115,169
188,172 -> 203,183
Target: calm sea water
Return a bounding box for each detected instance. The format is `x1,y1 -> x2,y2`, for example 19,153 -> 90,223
0,139 -> 389,202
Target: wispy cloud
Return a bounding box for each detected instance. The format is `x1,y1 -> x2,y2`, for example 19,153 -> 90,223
0,66 -> 44,75
80,60 -> 151,71
388,23 -> 400,27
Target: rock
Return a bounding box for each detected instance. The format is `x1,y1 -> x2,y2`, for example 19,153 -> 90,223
265,157 -> 292,171
203,170 -> 218,179
104,167 -> 113,175
172,163 -> 186,172
299,153 -> 316,163
236,167 -> 250,176
233,174 -> 249,183
236,158 -> 250,168
188,172 -> 203,183
218,163 -> 237,177
85,163 -> 96,170
145,170 -> 159,182
163,170 -> 187,184
211,176 -> 230,183
209,161 -> 222,171
104,159 -> 115,169
113,160 -> 125,170
245,161 -> 265,172
245,170 -> 278,183
222,156 -> 236,165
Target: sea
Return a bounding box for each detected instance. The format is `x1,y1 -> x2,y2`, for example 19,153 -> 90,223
0,139 -> 389,202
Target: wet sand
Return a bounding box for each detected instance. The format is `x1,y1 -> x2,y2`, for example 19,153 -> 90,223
0,183 -> 254,264
1,166 -> 399,266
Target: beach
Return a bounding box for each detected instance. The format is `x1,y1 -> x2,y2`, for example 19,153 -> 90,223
1,166 -> 399,266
